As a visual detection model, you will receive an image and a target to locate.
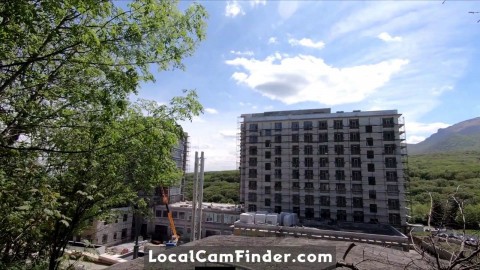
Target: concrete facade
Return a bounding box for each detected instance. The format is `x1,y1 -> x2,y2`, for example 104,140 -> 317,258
147,201 -> 242,242
239,109 -> 408,227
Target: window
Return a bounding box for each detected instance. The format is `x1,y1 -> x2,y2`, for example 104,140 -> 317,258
334,132 -> 344,142
337,210 -> 347,221
274,193 -> 282,204
353,211 -> 364,223
334,145 -> 344,155
335,158 -> 345,167
274,206 -> 282,213
274,157 -> 282,167
121,228 -> 127,239
265,129 -> 271,136
304,133 -> 313,143
318,145 -> 328,155
368,176 -> 376,185
292,134 -> 299,143
389,214 -> 401,225
292,182 -> 300,189
304,157 -> 314,167
265,186 -> 271,194
292,157 -> 299,168
248,181 -> 257,190
349,119 -> 359,129
155,210 -> 162,217
305,195 -> 314,205
248,169 -> 257,178
383,131 -> 395,141
179,212 -> 185,220
318,133 -> 328,142
305,208 -> 315,219
248,205 -> 257,212
292,169 -> 299,179
293,207 -> 300,216
351,144 -> 360,155
249,146 -> 257,155
366,138 -> 373,146
113,232 -> 117,240
249,124 -> 258,131
384,144 -> 396,155
265,151 -> 271,159
123,214 -> 128,222
319,170 -> 329,180
265,198 -> 271,207
352,171 -> 362,181
248,193 -> 257,202
305,170 -> 314,179
334,120 -> 343,129
274,169 -> 282,179
265,163 -> 271,170
292,195 -> 300,205
367,163 -> 375,172
351,157 -> 361,168
274,181 -> 282,191
350,132 -> 360,142
305,182 -> 314,190
318,120 -> 328,130
336,196 -> 346,207
249,135 -> 258,143
274,122 -> 282,131
291,122 -> 299,131
320,209 -> 330,220
319,157 -> 328,167
303,121 -> 313,130
365,125 -> 373,133
385,157 -> 397,168
249,157 -> 257,166
353,197 -> 363,208
320,183 -> 329,192
335,170 -> 345,180
352,184 -> 362,194
386,171 -> 398,182
265,174 -> 271,182
320,196 -> 330,206
265,140 -> 271,147
336,183 -> 346,193
388,199 -> 400,210
369,190 -> 376,199
367,150 -> 374,159
274,135 -> 282,143
383,117 -> 394,128
292,146 -> 300,155
387,185 -> 399,195
304,145 -> 313,155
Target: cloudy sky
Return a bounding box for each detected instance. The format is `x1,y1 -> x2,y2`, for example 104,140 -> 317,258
136,1 -> 480,171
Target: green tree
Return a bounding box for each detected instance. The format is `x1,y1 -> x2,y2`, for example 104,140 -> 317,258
0,0 -> 207,269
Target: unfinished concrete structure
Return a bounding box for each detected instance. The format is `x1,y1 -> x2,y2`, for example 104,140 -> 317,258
239,109 -> 408,228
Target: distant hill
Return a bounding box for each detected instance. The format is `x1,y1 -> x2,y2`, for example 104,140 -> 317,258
408,117 -> 480,155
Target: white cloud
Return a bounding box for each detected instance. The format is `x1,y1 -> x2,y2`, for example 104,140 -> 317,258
278,1 -> 298,19
205,108 -> 218,114
408,135 -> 426,144
225,1 -> 245,17
431,85 -> 453,96
405,121 -> 450,144
288,38 -> 325,49
226,54 -> 409,105
250,0 -> 266,7
268,37 -> 277,44
220,130 -> 237,138
191,116 -> 205,123
377,32 -> 402,42
230,50 -> 254,56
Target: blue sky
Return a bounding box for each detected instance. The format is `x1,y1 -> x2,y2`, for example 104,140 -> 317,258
135,1 -> 480,171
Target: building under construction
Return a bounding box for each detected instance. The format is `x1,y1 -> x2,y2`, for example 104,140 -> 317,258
238,108 -> 408,228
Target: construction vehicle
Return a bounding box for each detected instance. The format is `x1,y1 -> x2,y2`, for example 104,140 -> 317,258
160,187 -> 179,247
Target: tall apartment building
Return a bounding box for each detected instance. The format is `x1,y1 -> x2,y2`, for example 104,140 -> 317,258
239,109 -> 408,227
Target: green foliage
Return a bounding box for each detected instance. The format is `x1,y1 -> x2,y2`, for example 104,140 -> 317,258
184,171 -> 240,204
408,151 -> 480,228
0,0 -> 207,269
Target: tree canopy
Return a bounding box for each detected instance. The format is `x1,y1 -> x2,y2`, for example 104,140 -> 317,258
0,0 -> 207,269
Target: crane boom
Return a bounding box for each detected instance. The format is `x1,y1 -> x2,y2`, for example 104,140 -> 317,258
160,187 -> 179,246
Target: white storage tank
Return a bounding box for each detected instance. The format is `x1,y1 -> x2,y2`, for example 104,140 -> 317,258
279,212 -> 289,226
265,214 -> 279,225
254,213 -> 266,224
283,213 -> 298,227
239,213 -> 254,224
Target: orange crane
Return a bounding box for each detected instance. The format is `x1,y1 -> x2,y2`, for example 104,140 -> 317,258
160,187 -> 179,246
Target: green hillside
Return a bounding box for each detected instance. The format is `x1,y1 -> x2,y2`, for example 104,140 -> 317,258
184,170 -> 240,203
